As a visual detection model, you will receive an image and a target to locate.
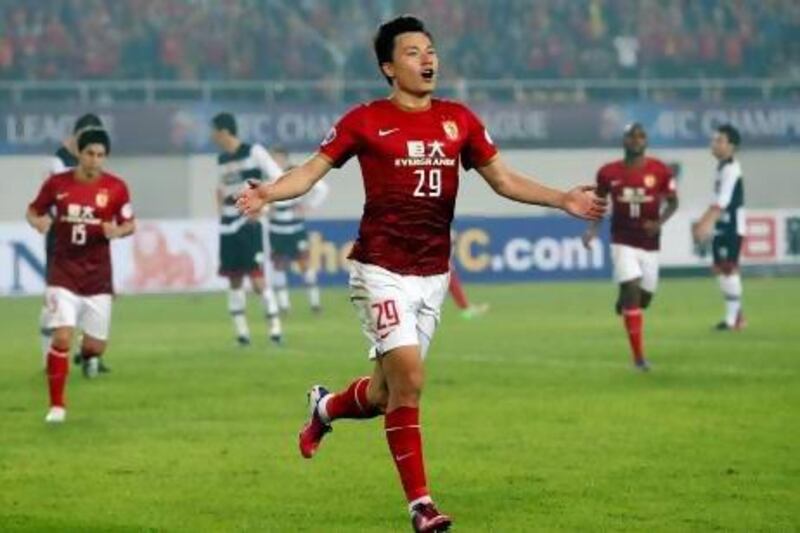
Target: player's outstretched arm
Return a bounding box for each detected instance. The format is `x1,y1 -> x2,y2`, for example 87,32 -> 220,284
25,207 -> 52,234
236,154 -> 332,217
477,157 -> 607,221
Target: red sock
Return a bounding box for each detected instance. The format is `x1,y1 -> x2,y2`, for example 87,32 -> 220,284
622,308 -> 644,364
448,268 -> 469,310
46,347 -> 69,407
385,406 -> 428,503
324,377 -> 381,421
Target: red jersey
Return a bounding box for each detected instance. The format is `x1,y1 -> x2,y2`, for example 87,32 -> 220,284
29,170 -> 134,295
596,157 -> 676,251
319,98 -> 498,276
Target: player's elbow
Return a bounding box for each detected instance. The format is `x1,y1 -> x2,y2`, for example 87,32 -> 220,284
490,173 -> 516,199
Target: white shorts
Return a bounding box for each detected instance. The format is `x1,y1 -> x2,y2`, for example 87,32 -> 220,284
349,261 -> 449,360
611,244 -> 660,293
44,286 -> 113,341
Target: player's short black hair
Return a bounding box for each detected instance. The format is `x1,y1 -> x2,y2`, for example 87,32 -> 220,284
623,122 -> 646,137
373,15 -> 433,86
77,128 -> 111,154
73,113 -> 103,134
212,112 -> 238,136
716,124 -> 741,147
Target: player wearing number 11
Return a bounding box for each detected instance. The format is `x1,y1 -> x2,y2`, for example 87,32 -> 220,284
582,123 -> 679,371
237,15 -> 605,532
26,128 -> 135,423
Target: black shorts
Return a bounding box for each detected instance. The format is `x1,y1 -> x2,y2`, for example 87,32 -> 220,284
219,222 -> 264,277
712,234 -> 743,266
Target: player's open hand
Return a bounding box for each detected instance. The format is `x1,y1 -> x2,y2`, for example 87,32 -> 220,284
236,180 -> 268,218
563,185 -> 607,221
692,221 -> 712,243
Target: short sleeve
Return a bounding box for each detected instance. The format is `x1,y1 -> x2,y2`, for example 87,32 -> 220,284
29,177 -> 55,215
115,182 -> 135,222
252,144 -> 284,181
318,106 -> 363,168
460,106 -> 498,170
715,165 -> 738,209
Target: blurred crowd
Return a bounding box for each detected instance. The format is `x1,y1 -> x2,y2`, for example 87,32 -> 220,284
0,0 -> 798,82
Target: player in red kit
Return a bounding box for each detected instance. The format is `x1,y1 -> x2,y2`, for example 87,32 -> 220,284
583,123 -> 679,371
26,128 -> 135,423
237,16 -> 605,532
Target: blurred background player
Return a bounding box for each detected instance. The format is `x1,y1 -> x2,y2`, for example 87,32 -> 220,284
583,123 -> 678,371
238,15 -> 605,532
447,262 -> 489,319
212,113 -> 284,347
38,114 -> 113,374
26,128 -> 135,422
692,124 -> 746,331
267,146 -> 329,315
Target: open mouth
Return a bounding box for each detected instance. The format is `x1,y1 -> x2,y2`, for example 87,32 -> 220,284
421,68 -> 435,81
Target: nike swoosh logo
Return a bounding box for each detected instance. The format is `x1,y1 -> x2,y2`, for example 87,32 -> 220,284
378,128 -> 399,137
56,193 -> 68,200
395,452 -> 414,462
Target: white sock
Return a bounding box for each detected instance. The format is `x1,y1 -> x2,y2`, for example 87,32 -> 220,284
304,269 -> 320,309
317,394 -> 332,424
273,269 -> 290,311
227,289 -> 250,338
261,287 -> 282,336
717,273 -> 742,326
39,306 -> 52,363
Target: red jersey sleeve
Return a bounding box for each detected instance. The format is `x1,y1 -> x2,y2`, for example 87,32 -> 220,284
318,106 -> 364,168
114,181 -> 135,223
460,106 -> 498,170
29,177 -> 55,216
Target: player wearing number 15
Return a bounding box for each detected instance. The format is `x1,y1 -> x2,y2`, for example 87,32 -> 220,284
237,15 -> 605,532
583,123 -> 679,371
26,128 -> 135,424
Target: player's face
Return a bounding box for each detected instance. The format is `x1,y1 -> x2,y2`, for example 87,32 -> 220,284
78,144 -> 106,177
211,128 -> 227,150
623,128 -> 647,157
382,32 -> 438,96
711,132 -> 734,160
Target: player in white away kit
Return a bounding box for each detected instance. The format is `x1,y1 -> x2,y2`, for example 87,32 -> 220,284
211,113 -> 284,346
237,16 -> 605,532
693,124 -> 746,331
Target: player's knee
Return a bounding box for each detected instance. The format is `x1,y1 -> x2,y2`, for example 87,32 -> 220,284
81,337 -> 106,358
715,262 -> 737,276
50,329 -> 71,352
391,370 -> 424,405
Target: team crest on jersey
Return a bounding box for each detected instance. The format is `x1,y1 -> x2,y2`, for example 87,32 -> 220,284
96,189 -> 109,208
643,174 -> 656,188
441,121 -> 459,141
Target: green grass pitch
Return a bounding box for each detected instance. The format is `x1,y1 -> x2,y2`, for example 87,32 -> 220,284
0,278 -> 798,532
